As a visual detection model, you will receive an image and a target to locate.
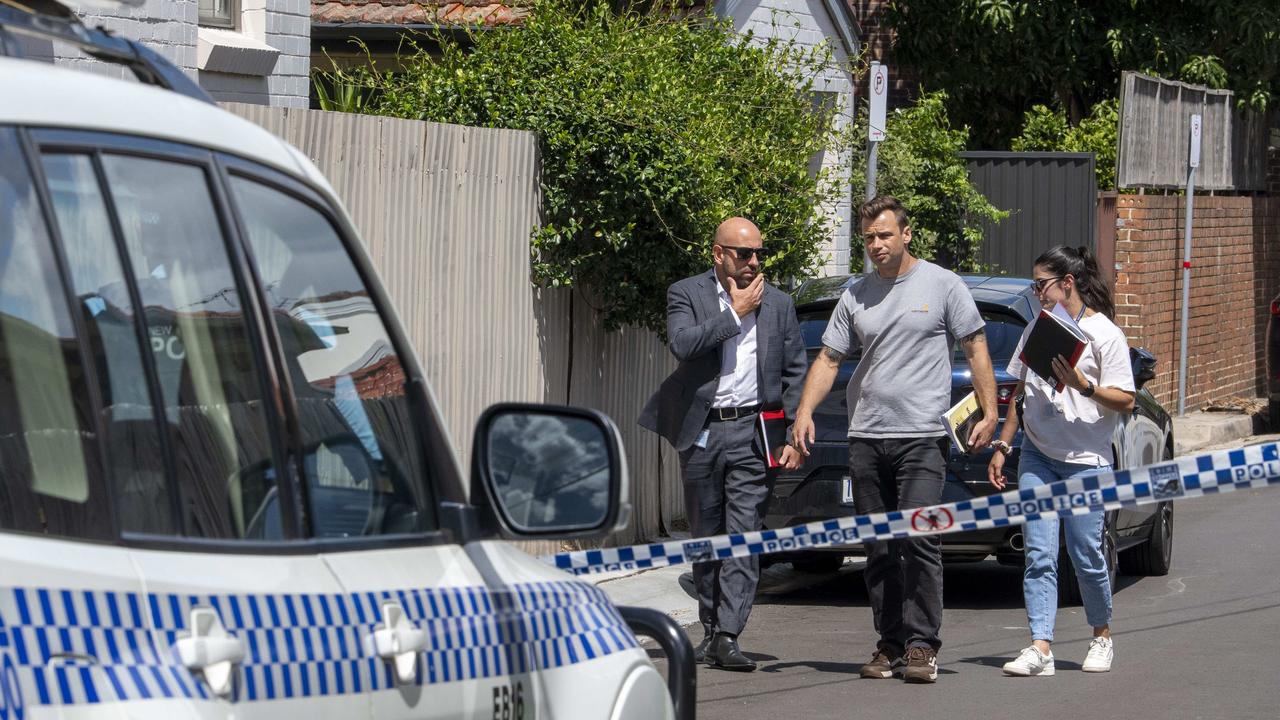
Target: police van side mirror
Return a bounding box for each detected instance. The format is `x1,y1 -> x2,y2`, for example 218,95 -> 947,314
471,403 -> 631,539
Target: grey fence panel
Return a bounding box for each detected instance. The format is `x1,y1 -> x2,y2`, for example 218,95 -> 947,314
1117,71 -> 1267,191
222,103 -> 681,551
961,151 -> 1097,275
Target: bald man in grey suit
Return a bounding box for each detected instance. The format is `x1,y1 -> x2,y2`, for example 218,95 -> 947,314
639,217 -> 807,671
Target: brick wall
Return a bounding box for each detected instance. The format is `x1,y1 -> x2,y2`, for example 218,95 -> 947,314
1113,194 -> 1280,411
847,0 -> 916,108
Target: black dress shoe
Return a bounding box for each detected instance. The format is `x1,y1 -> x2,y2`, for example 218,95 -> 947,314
705,633 -> 757,672
693,634 -> 713,663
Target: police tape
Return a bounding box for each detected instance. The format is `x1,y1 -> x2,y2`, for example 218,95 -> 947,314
545,441 -> 1280,576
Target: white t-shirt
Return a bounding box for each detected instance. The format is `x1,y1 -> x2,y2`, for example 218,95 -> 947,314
1007,311 -> 1135,466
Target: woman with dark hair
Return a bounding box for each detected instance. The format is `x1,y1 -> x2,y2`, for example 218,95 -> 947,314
987,245 -> 1136,676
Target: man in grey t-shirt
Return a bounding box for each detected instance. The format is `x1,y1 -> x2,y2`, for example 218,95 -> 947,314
792,196 -> 998,683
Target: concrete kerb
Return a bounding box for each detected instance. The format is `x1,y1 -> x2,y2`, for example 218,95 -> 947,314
1173,407 -> 1269,455
590,563 -> 700,628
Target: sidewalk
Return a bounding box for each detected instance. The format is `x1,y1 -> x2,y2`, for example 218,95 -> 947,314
1172,404 -> 1270,455
592,555 -> 867,629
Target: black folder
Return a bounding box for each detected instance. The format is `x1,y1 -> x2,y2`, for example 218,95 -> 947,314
1018,308 -> 1087,392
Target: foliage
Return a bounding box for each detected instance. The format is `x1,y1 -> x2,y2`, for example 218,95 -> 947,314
1012,99 -> 1119,189
852,91 -> 1007,272
321,0 -> 854,334
885,0 -> 1280,148
313,74 -> 373,113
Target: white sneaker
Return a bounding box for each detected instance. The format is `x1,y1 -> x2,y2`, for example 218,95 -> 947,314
1002,646 -> 1055,676
1082,637 -> 1113,672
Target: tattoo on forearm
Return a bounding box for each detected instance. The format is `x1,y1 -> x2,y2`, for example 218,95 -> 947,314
821,346 -> 846,364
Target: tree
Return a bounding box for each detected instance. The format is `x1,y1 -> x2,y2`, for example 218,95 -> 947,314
852,91 -> 1007,271
1013,99 -> 1119,189
886,0 -> 1280,148
329,0 -> 853,334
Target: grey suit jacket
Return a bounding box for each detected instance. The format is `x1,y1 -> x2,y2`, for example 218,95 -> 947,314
638,269 -> 808,452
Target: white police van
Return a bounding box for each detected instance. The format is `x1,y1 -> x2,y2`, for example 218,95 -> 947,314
0,2 -> 691,717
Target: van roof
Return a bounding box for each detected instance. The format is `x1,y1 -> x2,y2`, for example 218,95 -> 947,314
0,56 -> 324,187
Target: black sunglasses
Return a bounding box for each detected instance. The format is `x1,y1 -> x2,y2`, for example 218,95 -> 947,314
1031,276 -> 1064,293
718,244 -> 774,261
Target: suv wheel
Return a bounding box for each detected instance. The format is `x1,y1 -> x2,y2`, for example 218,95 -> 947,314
1120,446 -> 1175,577
1119,501 -> 1173,576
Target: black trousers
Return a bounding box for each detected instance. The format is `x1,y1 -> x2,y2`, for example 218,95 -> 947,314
849,436 -> 948,653
679,413 -> 773,638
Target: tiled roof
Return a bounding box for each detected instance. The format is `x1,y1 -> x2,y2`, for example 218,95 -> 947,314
312,0 -> 533,26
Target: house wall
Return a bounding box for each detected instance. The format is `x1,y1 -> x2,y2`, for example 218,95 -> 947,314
1113,194 -> 1280,411
30,0 -> 309,107
725,0 -> 857,276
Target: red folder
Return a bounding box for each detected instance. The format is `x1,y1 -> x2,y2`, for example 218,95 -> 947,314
757,409 -> 788,468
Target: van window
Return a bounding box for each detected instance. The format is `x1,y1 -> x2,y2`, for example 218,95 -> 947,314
229,175 -> 435,537
101,155 -> 282,540
0,130 -> 111,539
41,153 -> 175,534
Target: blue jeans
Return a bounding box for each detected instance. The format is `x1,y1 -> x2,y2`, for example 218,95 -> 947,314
1018,442 -> 1112,641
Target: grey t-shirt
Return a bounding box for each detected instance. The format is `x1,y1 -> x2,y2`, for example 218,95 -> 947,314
821,260 -> 985,438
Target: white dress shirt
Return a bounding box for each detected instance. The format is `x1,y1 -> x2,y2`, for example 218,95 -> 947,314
713,284 -> 760,408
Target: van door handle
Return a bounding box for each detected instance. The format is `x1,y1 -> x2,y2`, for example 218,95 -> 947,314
369,601 -> 427,683
173,607 -> 245,697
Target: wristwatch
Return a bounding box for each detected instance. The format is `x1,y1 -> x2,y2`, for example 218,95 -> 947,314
991,439 -> 1012,456
1081,380 -> 1096,398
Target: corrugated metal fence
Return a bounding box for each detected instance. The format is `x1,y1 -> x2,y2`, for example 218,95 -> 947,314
961,151 -> 1098,275
1117,71 -> 1269,191
223,104 -> 683,552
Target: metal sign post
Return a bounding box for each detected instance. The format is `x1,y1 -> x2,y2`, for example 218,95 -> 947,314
864,61 -> 888,271
1177,113 -> 1202,416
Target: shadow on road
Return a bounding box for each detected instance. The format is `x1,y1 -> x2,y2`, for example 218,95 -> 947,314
753,559 -> 1028,610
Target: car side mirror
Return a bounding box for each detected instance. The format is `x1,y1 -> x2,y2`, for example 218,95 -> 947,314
471,403 -> 631,540
1130,346 -> 1157,390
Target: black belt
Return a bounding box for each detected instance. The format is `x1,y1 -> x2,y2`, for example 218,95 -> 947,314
709,404 -> 761,421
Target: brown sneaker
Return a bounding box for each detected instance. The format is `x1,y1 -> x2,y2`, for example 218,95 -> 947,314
859,646 -> 905,679
902,646 -> 938,683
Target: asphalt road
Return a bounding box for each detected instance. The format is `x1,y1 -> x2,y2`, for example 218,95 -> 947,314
658,434 -> 1280,720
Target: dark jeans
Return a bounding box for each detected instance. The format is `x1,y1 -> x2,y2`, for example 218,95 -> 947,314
849,436 -> 947,653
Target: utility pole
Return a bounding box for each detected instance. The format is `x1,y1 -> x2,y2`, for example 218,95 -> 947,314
865,61 -> 888,272
1177,113 -> 1201,416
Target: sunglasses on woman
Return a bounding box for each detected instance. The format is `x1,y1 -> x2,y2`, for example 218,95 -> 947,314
1031,276 -> 1064,293
718,244 -> 775,261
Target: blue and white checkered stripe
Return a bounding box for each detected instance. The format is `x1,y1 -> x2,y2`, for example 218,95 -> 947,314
548,441 -> 1280,575
0,580 -> 636,707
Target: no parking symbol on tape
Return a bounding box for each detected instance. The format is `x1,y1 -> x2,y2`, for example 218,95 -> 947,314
911,507 -> 953,533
